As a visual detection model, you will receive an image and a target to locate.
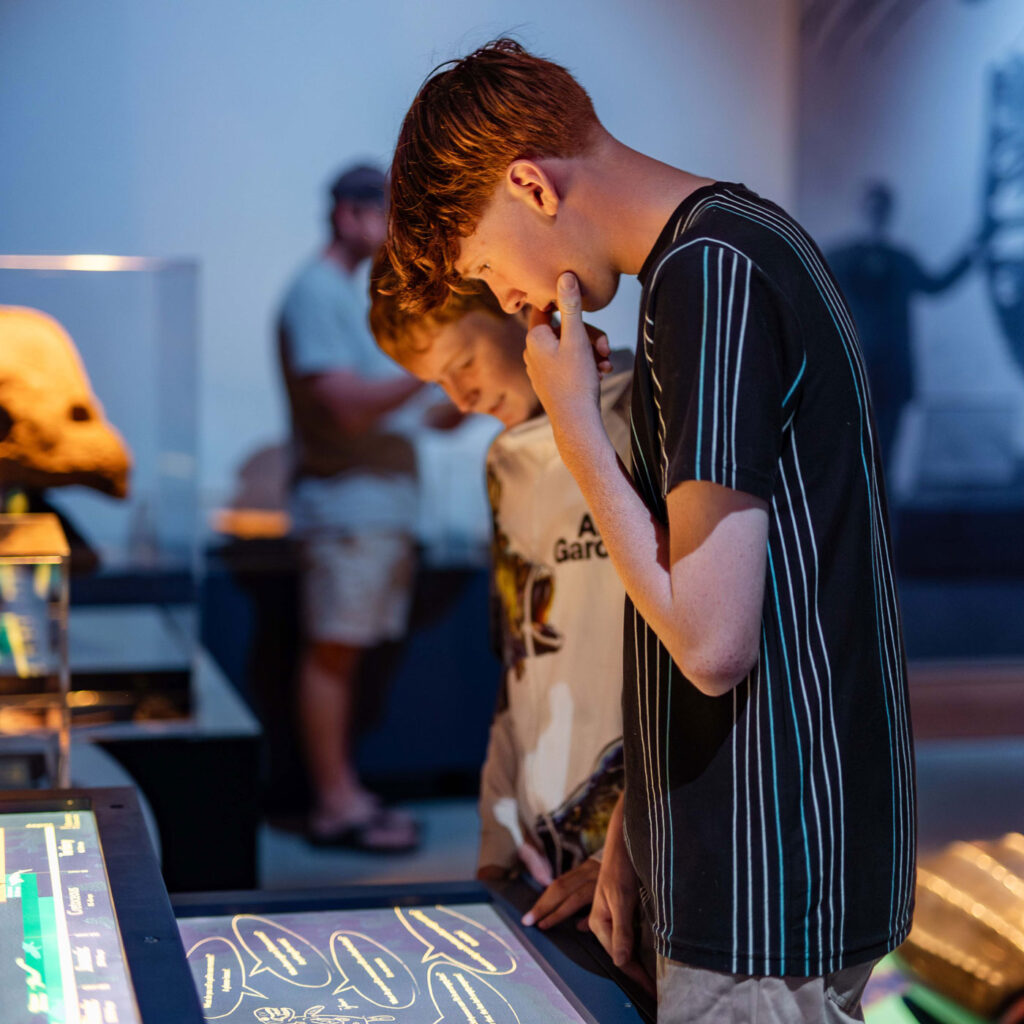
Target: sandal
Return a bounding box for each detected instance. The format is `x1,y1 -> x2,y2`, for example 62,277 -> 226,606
307,805 -> 420,853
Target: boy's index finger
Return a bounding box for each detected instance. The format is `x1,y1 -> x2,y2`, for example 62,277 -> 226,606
556,272 -> 584,331
522,879 -> 563,926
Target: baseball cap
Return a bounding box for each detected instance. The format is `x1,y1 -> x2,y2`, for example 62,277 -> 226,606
329,164 -> 387,205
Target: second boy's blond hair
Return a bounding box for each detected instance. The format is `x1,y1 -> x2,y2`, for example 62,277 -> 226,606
370,248 -> 508,366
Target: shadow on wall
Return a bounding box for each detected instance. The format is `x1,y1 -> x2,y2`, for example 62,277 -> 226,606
819,51 -> 1024,581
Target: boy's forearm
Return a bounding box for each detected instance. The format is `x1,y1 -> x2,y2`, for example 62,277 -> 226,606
552,416 -> 759,696
477,826 -> 518,876
552,416 -> 683,672
478,715 -> 522,872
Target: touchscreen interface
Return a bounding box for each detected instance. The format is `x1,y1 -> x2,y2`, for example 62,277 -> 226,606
0,805 -> 140,1024
177,901 -> 591,1024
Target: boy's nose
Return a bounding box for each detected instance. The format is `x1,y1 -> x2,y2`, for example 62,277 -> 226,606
499,289 -> 526,315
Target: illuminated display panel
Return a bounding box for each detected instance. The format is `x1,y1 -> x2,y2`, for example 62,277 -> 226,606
0,804 -> 140,1024
177,901 -> 594,1024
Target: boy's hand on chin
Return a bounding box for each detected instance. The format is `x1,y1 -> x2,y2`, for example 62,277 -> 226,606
524,273 -> 608,444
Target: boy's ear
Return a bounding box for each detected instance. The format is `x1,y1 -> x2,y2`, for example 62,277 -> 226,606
505,159 -> 560,218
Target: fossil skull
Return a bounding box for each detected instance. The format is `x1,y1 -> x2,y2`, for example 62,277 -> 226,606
0,305 -> 131,497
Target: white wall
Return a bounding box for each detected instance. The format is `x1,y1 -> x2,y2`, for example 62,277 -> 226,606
0,0 -> 798,506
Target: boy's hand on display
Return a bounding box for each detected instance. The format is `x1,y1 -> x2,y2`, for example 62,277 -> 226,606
521,857 -> 601,930
589,796 -> 653,994
590,840 -> 637,966
524,273 -> 605,442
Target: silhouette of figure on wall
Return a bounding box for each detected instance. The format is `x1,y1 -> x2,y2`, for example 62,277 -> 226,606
984,55 -> 1024,377
828,182 -> 989,472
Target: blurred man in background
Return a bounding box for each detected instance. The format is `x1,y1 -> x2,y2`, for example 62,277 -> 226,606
278,165 -> 423,851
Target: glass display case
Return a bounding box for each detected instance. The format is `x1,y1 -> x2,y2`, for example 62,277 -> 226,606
0,513 -> 71,787
0,255 -> 198,574
0,256 -> 199,724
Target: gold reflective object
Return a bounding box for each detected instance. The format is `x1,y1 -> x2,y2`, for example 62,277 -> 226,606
902,834 -> 1024,1018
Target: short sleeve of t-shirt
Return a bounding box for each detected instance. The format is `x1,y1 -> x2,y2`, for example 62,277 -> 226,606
281,262 -> 374,376
648,242 -> 790,503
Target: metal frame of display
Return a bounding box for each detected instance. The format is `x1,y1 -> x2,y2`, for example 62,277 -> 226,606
0,785 -> 204,1023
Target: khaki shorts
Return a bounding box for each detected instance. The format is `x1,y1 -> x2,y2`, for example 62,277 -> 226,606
299,531 -> 416,647
655,956 -> 876,1024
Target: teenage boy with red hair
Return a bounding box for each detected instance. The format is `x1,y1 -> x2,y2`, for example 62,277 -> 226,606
387,40 -> 915,1023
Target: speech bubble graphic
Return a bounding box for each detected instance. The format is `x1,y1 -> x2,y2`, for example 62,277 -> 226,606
330,930 -> 418,1009
427,961 -> 520,1024
232,915 -> 332,988
396,906 -> 516,975
184,936 -> 266,1019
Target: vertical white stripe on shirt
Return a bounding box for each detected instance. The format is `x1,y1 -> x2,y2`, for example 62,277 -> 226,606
731,258 -> 752,491
781,441 -> 845,968
711,246 -> 723,479
723,251 -> 739,484
772,486 -> 827,965
732,683 -> 739,971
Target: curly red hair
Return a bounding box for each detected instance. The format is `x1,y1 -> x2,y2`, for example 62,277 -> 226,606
386,38 -> 600,314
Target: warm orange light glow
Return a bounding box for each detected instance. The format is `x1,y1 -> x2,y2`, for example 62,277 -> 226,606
210,507 -> 291,539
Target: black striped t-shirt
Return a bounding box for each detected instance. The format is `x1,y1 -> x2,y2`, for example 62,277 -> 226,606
624,182 -> 915,977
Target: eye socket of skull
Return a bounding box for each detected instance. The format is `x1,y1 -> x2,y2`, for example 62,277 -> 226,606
0,403 -> 12,442
69,403 -> 92,422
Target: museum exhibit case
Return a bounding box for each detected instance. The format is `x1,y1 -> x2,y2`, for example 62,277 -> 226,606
0,257 -> 197,575
0,256 -> 199,724
0,259 -> 262,893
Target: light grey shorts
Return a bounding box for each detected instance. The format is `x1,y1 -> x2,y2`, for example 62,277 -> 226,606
655,956 -> 877,1024
299,530 -> 416,647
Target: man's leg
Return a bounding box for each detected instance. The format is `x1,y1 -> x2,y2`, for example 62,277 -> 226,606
298,639 -> 365,828
656,957 -> 876,1024
298,532 -> 418,849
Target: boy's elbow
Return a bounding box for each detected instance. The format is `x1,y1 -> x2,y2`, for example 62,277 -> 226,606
684,665 -> 749,699
673,633 -> 760,698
